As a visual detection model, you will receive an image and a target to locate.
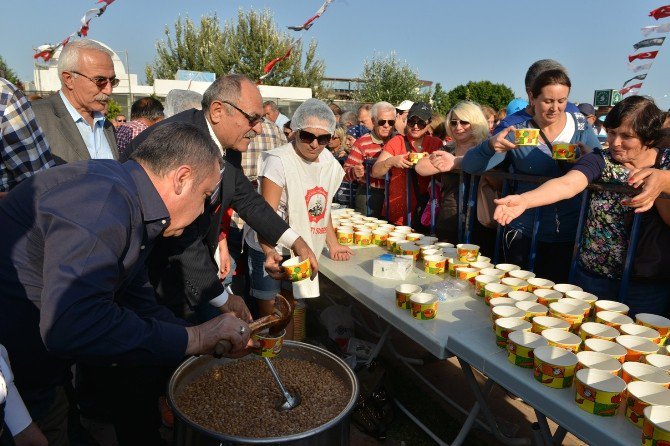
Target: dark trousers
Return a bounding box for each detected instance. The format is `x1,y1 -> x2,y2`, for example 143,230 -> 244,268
355,187 -> 384,218
502,228 -> 574,283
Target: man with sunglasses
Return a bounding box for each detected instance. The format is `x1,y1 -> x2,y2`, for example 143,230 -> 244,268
33,39 -> 119,164
343,101 -> 397,217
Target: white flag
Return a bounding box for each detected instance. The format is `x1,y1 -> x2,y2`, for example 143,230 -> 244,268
641,23 -> 670,36
628,62 -> 653,72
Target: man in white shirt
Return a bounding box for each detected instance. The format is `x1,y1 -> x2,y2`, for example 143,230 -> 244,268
262,100 -> 290,130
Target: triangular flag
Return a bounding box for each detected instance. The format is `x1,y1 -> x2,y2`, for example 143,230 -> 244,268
620,83 -> 643,95
628,62 -> 652,73
641,23 -> 670,36
633,37 -> 665,50
650,5 -> 670,20
623,74 -> 647,87
629,51 -> 659,63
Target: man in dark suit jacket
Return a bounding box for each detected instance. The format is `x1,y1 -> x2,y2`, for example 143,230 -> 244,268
32,39 -> 118,164
127,74 -> 317,320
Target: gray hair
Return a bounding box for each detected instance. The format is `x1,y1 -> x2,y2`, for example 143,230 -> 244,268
164,89 -> 203,117
340,111 -> 356,126
371,101 -> 396,121
263,100 -> 279,112
524,59 -> 567,89
202,74 -> 252,111
58,39 -> 114,77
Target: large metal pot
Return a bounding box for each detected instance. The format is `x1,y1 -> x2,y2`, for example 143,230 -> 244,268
168,341 -> 359,445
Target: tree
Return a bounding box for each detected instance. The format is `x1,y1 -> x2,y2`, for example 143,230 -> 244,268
106,98 -> 122,120
441,81 -> 515,112
354,52 -> 426,105
431,83 -> 451,116
0,55 -> 22,87
146,9 -> 327,96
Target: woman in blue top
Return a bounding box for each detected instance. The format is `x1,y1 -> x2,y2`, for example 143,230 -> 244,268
462,70 -> 601,282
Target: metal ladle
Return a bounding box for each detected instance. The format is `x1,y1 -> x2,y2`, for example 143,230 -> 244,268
263,357 -> 301,411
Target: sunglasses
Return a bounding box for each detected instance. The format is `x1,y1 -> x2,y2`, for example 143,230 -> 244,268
71,71 -> 120,89
407,118 -> 428,129
115,118 -> 126,123
377,119 -> 396,127
299,130 -> 332,145
449,119 -> 470,127
221,100 -> 263,127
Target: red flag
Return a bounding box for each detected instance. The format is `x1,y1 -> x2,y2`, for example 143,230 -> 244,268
650,5 -> 670,20
628,51 -> 659,62
33,49 -> 54,61
97,0 -> 115,4
619,83 -> 642,95
259,47 -> 294,81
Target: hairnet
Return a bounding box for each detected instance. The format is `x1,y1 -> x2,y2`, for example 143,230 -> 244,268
164,89 -> 203,117
290,98 -> 336,134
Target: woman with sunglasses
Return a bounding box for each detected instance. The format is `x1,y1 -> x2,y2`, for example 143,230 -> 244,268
415,101 -> 490,242
244,99 -> 353,338
462,70 -> 601,282
327,125 -> 349,163
371,102 -> 443,226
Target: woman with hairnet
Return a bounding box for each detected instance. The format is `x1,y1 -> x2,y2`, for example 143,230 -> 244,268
244,99 -> 353,339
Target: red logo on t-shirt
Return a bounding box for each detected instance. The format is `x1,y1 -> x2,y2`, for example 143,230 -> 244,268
305,186 -> 328,223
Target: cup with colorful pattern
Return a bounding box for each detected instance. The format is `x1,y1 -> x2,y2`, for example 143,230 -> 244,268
574,368 -> 626,416
575,351 -> 622,376
527,277 -> 555,292
560,297 -> 592,319
252,329 -> 286,358
489,297 -> 516,308
372,229 -> 390,246
354,229 -> 373,246
477,255 -> 492,263
420,248 -> 440,260
514,128 -> 540,146
423,255 -> 447,274
533,345 -> 578,389
457,243 -> 480,262
406,232 -> 424,242
645,354 -> 670,373
501,277 -> 529,292
281,257 -> 312,282
637,314 -> 670,344
495,317 -> 531,349
507,330 -> 548,368
620,324 -> 662,345
435,242 -> 454,249
596,310 -> 634,330
395,226 -> 412,234
565,290 -> 599,309
395,284 -> 421,310
484,283 -> 512,305
616,335 -> 659,362
595,300 -> 630,315
534,289 -> 563,307
422,236 -> 439,245
399,242 -> 420,260
622,362 -> 670,388
336,227 -> 354,245
388,231 -> 407,240
626,382 -> 670,428
584,338 -> 628,364
408,151 -> 427,164
552,142 -> 578,161
456,267 -> 479,284
448,258 -> 469,277
386,237 -> 404,253
495,263 -> 521,277
579,322 -> 620,342
475,275 -> 500,298
508,291 -> 537,304
642,405 -> 670,445
410,292 -> 438,320
516,301 -> 548,321
532,315 -> 571,334
553,283 -> 583,294
508,269 -> 536,281
365,222 -> 378,231
542,328 -> 582,353
469,261 -> 493,271
491,305 -> 525,328
380,224 -> 395,232
549,301 -> 584,330
480,268 -> 505,280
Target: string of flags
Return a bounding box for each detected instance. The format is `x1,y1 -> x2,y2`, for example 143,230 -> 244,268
622,4 -> 670,96
33,0 -> 115,63
259,0 -> 334,83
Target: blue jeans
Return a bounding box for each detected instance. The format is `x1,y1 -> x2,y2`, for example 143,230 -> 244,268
573,265 -> 670,318
247,246 -> 282,300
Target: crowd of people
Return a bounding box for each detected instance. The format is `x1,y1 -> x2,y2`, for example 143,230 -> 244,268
1,38 -> 670,446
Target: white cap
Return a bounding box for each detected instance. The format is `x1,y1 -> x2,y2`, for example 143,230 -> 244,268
396,100 -> 414,111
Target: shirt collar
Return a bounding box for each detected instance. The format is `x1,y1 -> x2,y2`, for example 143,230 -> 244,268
122,160 -> 170,223
370,131 -> 384,144
59,90 -> 106,126
205,117 -> 225,156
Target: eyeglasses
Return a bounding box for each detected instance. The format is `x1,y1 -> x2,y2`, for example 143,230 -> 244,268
331,135 -> 340,139
449,119 -> 470,127
115,118 -> 126,123
221,100 -> 263,127
376,119 -> 396,127
407,118 -> 428,129
71,71 -> 120,88
299,130 -> 332,145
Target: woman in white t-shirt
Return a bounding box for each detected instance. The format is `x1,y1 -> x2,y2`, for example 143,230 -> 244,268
244,99 -> 353,337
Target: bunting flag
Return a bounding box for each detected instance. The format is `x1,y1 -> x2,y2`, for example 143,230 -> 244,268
650,5 -> 670,20
259,45 -> 294,81
633,37 -> 666,50
623,74 -> 647,87
628,50 -> 659,62
620,83 -> 643,95
641,23 -> 670,36
628,62 -> 653,72
288,0 -> 333,31
33,0 -> 115,61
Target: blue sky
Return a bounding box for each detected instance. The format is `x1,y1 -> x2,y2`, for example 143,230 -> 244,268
2,0 -> 669,110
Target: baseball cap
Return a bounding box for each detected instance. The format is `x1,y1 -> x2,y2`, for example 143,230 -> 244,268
577,103 -> 596,117
396,100 -> 414,112
407,102 -> 432,121
506,98 -> 529,116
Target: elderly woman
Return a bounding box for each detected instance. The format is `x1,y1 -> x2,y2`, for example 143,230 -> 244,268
245,99 -> 352,337
494,96 -> 670,316
416,101 -> 490,241
462,69 -> 601,282
371,102 -> 443,227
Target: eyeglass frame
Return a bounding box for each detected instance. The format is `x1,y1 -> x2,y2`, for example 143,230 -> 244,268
376,119 -> 396,127
220,100 -> 264,127
298,129 -> 332,146
70,70 -> 120,89
449,119 -> 471,127
407,117 -> 429,129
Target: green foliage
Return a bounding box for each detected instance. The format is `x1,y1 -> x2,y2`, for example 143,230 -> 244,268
431,83 -> 451,116
106,98 -> 122,120
0,55 -> 22,86
146,9 -> 326,95
354,52 -> 425,105
438,81 -> 515,113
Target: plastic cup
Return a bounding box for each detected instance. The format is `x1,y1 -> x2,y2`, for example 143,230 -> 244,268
574,368 -> 626,416
489,297 -> 515,307
533,345 -> 578,389
514,128 -> 540,146
410,292 -> 438,320
495,317 -> 531,349
579,322 -> 619,342
645,354 -> 670,373
456,267 -> 479,284
508,269 -> 536,281
534,289 -> 563,307
457,243 -> 480,262
281,257 -> 312,282
560,297 -> 592,319
495,263 -> 521,276
527,277 -> 556,292
387,237 -> 405,253
549,301 -> 584,330
448,258 -> 469,277
622,362 -> 670,387
408,152 -> 426,164
479,268 -> 505,279
552,142 -> 578,161
354,229 -> 373,246
565,290 -> 599,309
388,231 -> 407,240
395,226 -> 412,234
616,335 -> 659,362
541,328 -> 582,353
596,311 -> 634,330
395,284 -> 421,310
475,275 -> 500,298
406,232 -> 424,242
423,255 -> 447,274
336,227 -> 354,245
553,283 -> 583,294
477,255 -> 492,263
584,338 -> 628,363
372,229 -> 389,246
420,248 -> 440,260
469,261 -> 493,271
516,301 -> 548,321
501,277 -> 529,292
399,242 -> 420,260
643,405 -> 670,444
484,283 -> 512,305
595,300 -> 629,315
508,291 -> 537,303
620,324 -> 662,345
575,351 -> 622,376
491,305 -> 525,329
637,314 -> 670,343
532,316 -> 570,334
507,331 -> 548,368
252,329 -> 286,358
